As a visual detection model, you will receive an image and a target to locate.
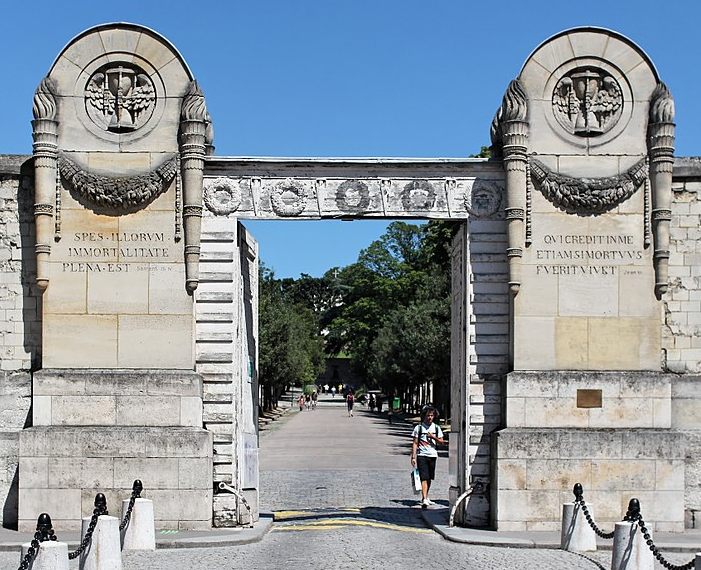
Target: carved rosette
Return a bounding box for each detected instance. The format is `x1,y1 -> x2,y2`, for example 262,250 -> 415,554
32,77 -> 59,291
648,82 -> 675,297
492,79 -> 528,294
204,178 -> 241,215
270,179 -> 307,216
179,80 -> 211,293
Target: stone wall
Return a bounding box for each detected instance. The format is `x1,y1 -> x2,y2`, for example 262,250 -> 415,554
0,157 -> 38,528
664,159 -> 701,374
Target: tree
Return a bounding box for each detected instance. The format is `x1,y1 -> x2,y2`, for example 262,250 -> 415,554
258,266 -> 326,411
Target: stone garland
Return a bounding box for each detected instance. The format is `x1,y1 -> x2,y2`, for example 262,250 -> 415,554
58,153 -> 178,210
529,158 -> 648,214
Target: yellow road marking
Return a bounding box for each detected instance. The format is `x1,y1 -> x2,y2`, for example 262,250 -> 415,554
273,518 -> 431,534
274,508 -> 360,520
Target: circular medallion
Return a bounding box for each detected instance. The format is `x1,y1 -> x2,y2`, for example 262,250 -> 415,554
204,178 -> 242,215
464,180 -> 502,217
336,180 -> 370,212
401,180 -> 436,210
271,179 -> 307,216
552,67 -> 623,137
84,63 -> 156,133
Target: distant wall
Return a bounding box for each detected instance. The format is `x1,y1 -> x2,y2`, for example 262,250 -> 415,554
0,157 -> 38,527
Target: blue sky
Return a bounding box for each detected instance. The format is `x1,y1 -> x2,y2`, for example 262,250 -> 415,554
2,1 -> 699,278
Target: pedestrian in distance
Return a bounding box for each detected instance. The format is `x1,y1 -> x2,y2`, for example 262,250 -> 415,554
311,391 -> 318,410
346,392 -> 355,417
411,405 -> 444,508
298,395 -> 304,412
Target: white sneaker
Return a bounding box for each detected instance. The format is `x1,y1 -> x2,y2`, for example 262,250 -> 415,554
425,498 -> 435,506
421,499 -> 429,508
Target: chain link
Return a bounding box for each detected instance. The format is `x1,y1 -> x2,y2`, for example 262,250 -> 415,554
575,498 -> 616,539
633,515 -> 695,570
119,480 -> 143,531
68,494 -> 109,560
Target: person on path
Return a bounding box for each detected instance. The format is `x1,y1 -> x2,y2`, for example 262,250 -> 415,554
298,395 -> 304,411
311,391 -> 318,410
411,405 -> 444,508
346,392 -> 355,417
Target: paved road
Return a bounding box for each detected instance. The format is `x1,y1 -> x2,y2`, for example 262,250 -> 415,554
3,394 -> 691,569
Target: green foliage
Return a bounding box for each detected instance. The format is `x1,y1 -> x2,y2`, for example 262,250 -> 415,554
258,218 -> 457,412
258,265 -> 326,410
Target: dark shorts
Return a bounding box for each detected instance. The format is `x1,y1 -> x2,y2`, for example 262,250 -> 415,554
416,455 -> 437,481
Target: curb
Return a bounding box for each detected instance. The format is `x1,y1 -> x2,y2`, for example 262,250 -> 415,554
0,513 -> 274,553
421,509 -> 701,553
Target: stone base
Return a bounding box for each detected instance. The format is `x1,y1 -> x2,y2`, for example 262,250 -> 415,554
213,488 -> 259,527
492,428 -> 686,532
18,426 -> 212,531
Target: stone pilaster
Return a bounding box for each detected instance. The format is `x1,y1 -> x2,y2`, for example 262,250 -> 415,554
31,77 -> 58,291
180,81 -> 208,293
493,80 -> 528,294
648,82 -> 675,297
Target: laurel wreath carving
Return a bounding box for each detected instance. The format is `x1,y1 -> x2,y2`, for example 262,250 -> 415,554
58,153 -> 178,210
529,158 -> 648,214
270,179 -> 307,216
204,178 -> 241,215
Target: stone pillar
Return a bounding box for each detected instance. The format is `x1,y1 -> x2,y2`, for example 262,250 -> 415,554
31,77 -> 58,291
561,502 -> 597,552
20,541 -> 69,570
648,82 -> 675,297
611,521 -> 653,570
120,498 -> 155,551
80,515 -> 122,570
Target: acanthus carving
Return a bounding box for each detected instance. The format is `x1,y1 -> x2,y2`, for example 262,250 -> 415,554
58,153 -> 178,210
529,158 -> 647,214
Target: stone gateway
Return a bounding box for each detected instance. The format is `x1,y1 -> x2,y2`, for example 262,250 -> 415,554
1,23 -> 700,533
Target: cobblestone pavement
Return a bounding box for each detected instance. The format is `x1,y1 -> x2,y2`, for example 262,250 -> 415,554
2,395 -> 694,569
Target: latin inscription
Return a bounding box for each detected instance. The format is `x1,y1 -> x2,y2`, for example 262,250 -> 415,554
535,234 -> 644,276
62,231 -> 172,273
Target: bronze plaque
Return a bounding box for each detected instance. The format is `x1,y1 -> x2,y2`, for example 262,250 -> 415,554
577,389 -> 603,408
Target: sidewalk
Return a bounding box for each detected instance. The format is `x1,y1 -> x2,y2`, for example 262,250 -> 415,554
421,507 -> 701,553
0,513 -> 274,552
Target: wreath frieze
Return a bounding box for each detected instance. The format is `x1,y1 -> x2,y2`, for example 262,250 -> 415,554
58,153 -> 178,210
529,158 -> 647,214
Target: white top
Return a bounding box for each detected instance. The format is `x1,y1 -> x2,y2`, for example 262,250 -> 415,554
412,422 -> 443,458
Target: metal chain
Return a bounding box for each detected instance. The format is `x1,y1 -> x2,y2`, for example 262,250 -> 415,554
119,480 -> 143,531
576,498 -> 615,539
17,514 -> 57,570
634,515 -> 695,570
572,483 -> 615,539
68,494 -> 109,560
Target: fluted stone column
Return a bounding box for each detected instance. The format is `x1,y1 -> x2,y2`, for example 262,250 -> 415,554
648,83 -> 675,297
32,77 -> 59,291
180,81 -> 208,293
